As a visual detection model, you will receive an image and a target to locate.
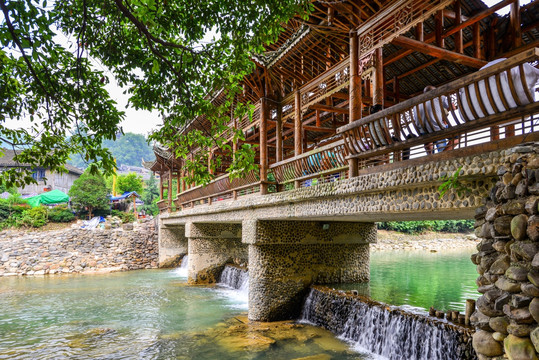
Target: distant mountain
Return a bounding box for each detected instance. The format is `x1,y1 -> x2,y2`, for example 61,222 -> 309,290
68,132 -> 155,169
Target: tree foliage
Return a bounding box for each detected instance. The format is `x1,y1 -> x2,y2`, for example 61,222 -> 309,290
1,0 -> 312,187
68,168 -> 109,218
115,172 -> 143,194
140,172 -> 159,215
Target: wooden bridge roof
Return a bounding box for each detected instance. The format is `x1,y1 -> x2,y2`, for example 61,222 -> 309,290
152,0 -> 539,179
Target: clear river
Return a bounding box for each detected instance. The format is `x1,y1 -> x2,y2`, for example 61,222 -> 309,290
0,247 -> 478,359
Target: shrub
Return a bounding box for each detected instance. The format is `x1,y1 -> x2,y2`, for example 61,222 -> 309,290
20,206 -> 48,228
120,212 -> 136,224
48,205 -> 75,223
377,220 -> 474,234
0,200 -> 10,221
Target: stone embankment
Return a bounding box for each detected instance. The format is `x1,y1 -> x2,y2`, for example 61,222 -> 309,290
0,220 -> 158,276
471,143 -> 539,360
372,230 -> 479,252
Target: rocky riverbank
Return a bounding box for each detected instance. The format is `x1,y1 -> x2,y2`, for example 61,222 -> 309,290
0,219 -> 157,277
372,230 -> 479,252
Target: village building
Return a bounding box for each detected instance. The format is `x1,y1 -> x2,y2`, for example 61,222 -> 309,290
0,148 -> 83,196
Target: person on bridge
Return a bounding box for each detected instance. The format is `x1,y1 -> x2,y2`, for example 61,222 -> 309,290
414,85 -> 459,155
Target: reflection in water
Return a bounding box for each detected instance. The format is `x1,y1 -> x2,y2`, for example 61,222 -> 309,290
331,249 -> 478,312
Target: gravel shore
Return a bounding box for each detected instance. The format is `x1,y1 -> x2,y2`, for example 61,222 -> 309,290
372,230 -> 479,252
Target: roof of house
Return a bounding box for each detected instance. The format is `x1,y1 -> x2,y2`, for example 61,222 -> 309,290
0,148 -> 84,175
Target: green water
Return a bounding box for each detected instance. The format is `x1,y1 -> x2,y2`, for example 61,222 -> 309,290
335,248 -> 479,312
0,269 -> 362,360
0,249 -> 478,359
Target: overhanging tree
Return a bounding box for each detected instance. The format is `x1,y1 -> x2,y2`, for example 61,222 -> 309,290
1,0 -> 312,187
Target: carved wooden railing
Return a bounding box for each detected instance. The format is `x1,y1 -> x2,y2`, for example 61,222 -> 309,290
157,199 -> 169,214
174,170 -> 261,208
300,58 -> 350,110
337,48 -> 539,166
270,140 -> 348,187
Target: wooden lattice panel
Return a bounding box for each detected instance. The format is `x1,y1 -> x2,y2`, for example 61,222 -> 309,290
357,0 -> 454,58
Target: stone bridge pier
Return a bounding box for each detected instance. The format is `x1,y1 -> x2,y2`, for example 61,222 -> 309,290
185,222 -> 247,284
243,220 -> 376,321
158,225 -> 187,267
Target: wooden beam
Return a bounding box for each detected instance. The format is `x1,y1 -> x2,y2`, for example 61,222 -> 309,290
392,36 -> 487,68
310,103 -> 349,114
444,0 -> 515,38
436,10 -> 445,48
303,126 -> 335,133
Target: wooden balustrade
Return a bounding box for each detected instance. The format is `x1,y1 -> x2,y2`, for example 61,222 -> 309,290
157,199 -> 169,214
299,58 -> 350,110
270,140 -> 348,186
337,48 -> 539,165
174,170 -> 261,208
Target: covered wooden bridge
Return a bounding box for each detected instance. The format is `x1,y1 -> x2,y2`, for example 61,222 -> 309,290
142,0 -> 539,213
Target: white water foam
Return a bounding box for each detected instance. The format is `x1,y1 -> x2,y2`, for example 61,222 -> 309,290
171,255 -> 189,278
215,265 -> 249,309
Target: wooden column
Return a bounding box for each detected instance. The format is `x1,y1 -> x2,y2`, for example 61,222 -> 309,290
473,22 -> 481,59
276,104 -> 283,163
454,0 -> 463,53
180,169 -> 185,193
294,89 -> 302,188
374,47 -> 384,107
436,10 -> 445,48
416,22 -> 424,42
510,0 -> 522,49
167,169 -> 173,208
259,98 -> 268,195
176,172 -> 181,195
159,173 -> 164,200
348,30 -> 360,178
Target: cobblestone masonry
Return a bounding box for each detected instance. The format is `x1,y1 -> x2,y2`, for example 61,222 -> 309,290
247,220 -> 375,321
470,143 -> 539,360
186,223 -> 247,284
158,225 -> 187,267
162,147 -> 503,226
0,221 -> 157,276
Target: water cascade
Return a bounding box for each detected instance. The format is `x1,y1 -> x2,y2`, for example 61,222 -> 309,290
301,287 -> 476,360
173,255 -> 189,278
218,265 -> 248,291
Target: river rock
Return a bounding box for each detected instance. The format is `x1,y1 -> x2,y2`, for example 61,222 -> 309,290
471,310 -> 493,331
508,324 -> 534,337
479,295 -> 504,317
528,216 -> 539,241
530,298 -> 539,324
504,304 -> 534,324
494,240 -> 509,253
495,216 -> 513,236
490,316 -> 510,334
496,277 -> 522,293
526,197 -> 539,215
512,215 -> 530,241
531,327 -> 539,353
506,266 -> 529,282
491,256 -> 511,275
504,200 -> 527,215
493,332 -> 507,342
511,242 -> 539,262
522,283 -> 539,297
473,330 -> 504,357
504,334 -> 538,360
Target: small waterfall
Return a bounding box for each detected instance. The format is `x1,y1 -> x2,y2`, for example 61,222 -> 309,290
218,265 -> 248,291
216,265 -> 249,308
173,255 -> 189,278
301,287 -> 476,360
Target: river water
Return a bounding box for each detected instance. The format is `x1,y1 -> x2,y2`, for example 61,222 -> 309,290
0,248 -> 478,359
